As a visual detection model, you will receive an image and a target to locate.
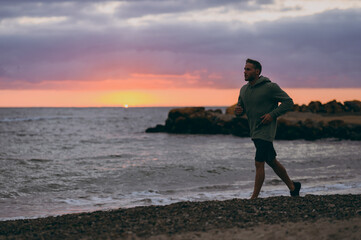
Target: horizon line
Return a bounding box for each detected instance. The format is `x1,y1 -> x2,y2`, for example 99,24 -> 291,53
1,99 -> 360,109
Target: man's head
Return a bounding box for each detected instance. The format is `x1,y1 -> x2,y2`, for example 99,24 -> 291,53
244,58 -> 262,82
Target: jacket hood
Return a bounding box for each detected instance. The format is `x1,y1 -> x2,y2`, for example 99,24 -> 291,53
250,76 -> 271,87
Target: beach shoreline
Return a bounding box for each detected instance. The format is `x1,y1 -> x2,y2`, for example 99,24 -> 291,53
148,217 -> 361,240
1,194 -> 360,239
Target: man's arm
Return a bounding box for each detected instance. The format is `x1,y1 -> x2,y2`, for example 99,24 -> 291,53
235,88 -> 245,116
268,83 -> 294,119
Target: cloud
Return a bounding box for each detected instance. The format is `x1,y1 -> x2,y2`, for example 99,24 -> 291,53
112,0 -> 268,19
0,0 -> 267,21
256,9 -> 361,87
0,1 -> 360,90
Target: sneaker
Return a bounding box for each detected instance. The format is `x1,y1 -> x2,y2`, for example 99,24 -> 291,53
290,181 -> 301,197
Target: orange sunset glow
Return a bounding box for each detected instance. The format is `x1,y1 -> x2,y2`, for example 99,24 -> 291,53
1,88 -> 360,108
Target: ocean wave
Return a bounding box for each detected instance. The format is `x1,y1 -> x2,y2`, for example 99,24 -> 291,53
61,196 -> 116,207
71,154 -> 133,162
28,158 -> 53,163
0,116 -> 73,123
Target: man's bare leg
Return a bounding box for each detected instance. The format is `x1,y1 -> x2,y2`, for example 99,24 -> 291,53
251,161 -> 265,199
267,158 -> 295,191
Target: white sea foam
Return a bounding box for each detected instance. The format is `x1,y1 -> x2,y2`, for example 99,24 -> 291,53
61,196 -> 116,206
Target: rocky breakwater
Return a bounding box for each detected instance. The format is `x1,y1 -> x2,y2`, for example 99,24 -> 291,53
293,100 -> 361,113
146,100 -> 361,140
146,107 -> 250,137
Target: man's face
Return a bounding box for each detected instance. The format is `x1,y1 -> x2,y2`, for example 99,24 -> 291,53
244,63 -> 259,82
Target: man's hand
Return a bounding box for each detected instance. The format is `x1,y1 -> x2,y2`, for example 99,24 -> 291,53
235,104 -> 243,116
260,113 -> 273,124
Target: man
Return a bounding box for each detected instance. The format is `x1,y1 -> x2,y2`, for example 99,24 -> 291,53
235,58 -> 301,199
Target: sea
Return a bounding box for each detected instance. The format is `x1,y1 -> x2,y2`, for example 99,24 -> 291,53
1,107 -> 360,221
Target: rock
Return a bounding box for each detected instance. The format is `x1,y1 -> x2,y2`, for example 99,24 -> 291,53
1,194 -> 360,239
226,104 -> 237,115
308,101 -> 325,113
299,104 -> 309,112
208,109 -> 223,114
328,119 -> 346,129
292,100 -> 361,114
344,100 -> 361,112
146,106 -> 361,140
147,107 -> 249,136
292,104 -> 299,112
168,107 -> 206,120
276,118 -> 303,140
324,120 -> 348,139
162,107 -> 228,134
229,100 -> 360,114
145,124 -> 166,133
301,119 -> 324,140
324,100 -> 344,114
230,117 -> 250,137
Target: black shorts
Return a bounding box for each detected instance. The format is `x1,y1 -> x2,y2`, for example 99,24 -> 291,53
252,139 -> 277,163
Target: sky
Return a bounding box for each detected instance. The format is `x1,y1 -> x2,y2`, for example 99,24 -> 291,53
1,0 -> 361,107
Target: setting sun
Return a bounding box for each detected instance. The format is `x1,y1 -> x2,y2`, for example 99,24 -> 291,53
97,91 -> 159,107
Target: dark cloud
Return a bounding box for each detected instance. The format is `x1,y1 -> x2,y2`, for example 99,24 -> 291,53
0,1 -> 360,89
0,2 -> 82,19
113,0 -> 259,19
0,0 -> 269,21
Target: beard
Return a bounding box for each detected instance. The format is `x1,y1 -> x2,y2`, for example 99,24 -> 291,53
245,75 -> 255,82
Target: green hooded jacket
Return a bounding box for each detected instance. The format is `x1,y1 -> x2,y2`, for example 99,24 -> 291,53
237,76 -> 293,142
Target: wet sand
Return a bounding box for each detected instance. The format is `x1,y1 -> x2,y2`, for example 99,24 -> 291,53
1,194 -> 360,239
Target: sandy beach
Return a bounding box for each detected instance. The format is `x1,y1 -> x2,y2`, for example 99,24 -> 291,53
1,194 -> 360,239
